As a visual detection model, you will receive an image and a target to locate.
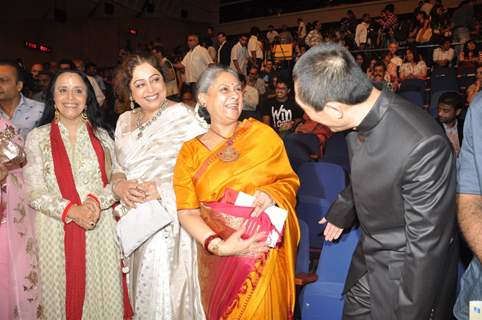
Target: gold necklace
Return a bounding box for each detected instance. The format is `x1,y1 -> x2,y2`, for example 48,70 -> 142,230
209,124 -> 240,162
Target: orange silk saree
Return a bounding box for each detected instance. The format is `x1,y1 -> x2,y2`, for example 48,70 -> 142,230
174,118 -> 300,319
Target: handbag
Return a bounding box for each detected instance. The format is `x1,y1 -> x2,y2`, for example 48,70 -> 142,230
0,125 -> 25,167
116,199 -> 172,257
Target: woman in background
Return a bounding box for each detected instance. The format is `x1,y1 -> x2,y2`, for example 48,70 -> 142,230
0,119 -> 41,319
399,47 -> 427,81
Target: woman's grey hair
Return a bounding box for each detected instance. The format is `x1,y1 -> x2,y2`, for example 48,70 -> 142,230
196,65 -> 240,97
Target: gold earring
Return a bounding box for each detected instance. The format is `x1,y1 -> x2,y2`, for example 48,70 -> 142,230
81,111 -> 88,122
130,96 -> 135,110
54,108 -> 60,122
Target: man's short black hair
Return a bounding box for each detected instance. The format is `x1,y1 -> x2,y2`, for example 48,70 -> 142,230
250,26 -> 260,36
293,43 -> 373,111
0,60 -> 22,82
373,61 -> 386,71
58,59 -> 75,70
438,92 -> 464,110
238,73 -> 246,85
151,45 -> 165,56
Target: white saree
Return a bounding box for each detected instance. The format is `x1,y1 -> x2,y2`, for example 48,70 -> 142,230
113,103 -> 206,320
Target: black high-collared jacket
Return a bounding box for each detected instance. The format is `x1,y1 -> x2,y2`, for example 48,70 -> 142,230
327,91 -> 458,320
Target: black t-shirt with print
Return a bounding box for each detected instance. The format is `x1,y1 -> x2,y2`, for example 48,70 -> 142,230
260,97 -> 304,132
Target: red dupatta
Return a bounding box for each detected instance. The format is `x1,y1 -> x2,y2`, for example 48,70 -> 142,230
50,122 -> 133,320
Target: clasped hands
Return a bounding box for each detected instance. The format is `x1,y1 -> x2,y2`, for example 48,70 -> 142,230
113,179 -> 160,208
208,220 -> 269,257
208,190 -> 274,257
68,198 -> 100,230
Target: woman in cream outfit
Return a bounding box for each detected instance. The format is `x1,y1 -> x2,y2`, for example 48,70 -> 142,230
111,54 -> 206,319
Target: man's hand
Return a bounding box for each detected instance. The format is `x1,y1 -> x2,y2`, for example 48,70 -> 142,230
319,217 -> 344,241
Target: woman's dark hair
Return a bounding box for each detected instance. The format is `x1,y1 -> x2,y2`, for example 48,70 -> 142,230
373,60 -> 386,71
250,26 -> 260,36
463,40 -> 479,57
417,11 -> 429,22
201,37 -> 214,48
293,43 -> 373,111
113,54 -> 162,114
354,53 -> 368,72
404,47 -> 420,63
38,69 -> 113,137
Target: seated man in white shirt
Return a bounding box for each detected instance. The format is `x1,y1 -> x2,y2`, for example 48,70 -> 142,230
247,66 -> 266,97
239,73 -> 258,112
433,38 -> 455,67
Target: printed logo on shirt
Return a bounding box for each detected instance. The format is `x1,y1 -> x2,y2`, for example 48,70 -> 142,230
272,104 -> 292,129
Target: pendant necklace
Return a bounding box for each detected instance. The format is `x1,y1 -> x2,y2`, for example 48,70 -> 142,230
209,124 -> 240,162
136,100 -> 168,139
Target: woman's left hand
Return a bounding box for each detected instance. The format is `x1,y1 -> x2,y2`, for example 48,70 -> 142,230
136,181 -> 160,202
251,190 -> 274,217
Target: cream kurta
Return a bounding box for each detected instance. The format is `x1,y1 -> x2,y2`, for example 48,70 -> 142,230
24,123 -> 124,320
113,103 -> 206,320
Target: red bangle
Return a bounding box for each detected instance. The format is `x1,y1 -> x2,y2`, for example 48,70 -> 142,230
62,201 -> 75,223
86,194 -> 101,208
203,234 -> 220,255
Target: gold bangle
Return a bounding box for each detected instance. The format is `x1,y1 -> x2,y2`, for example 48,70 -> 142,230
204,234 -> 220,255
210,238 -> 223,256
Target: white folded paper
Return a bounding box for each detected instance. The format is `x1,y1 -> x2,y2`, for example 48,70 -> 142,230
234,191 -> 288,247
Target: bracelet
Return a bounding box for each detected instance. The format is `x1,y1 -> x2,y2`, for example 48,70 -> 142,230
203,234 -> 221,255
62,202 -> 76,223
86,194 -> 101,208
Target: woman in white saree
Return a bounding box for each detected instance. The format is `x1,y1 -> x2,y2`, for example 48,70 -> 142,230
112,54 -> 206,319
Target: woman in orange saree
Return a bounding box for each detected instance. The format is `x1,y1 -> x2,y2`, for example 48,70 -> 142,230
173,66 -> 300,320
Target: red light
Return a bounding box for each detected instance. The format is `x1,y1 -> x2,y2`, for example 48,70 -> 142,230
24,41 -> 52,53
25,41 -> 38,49
39,45 -> 51,52
129,28 -> 138,36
